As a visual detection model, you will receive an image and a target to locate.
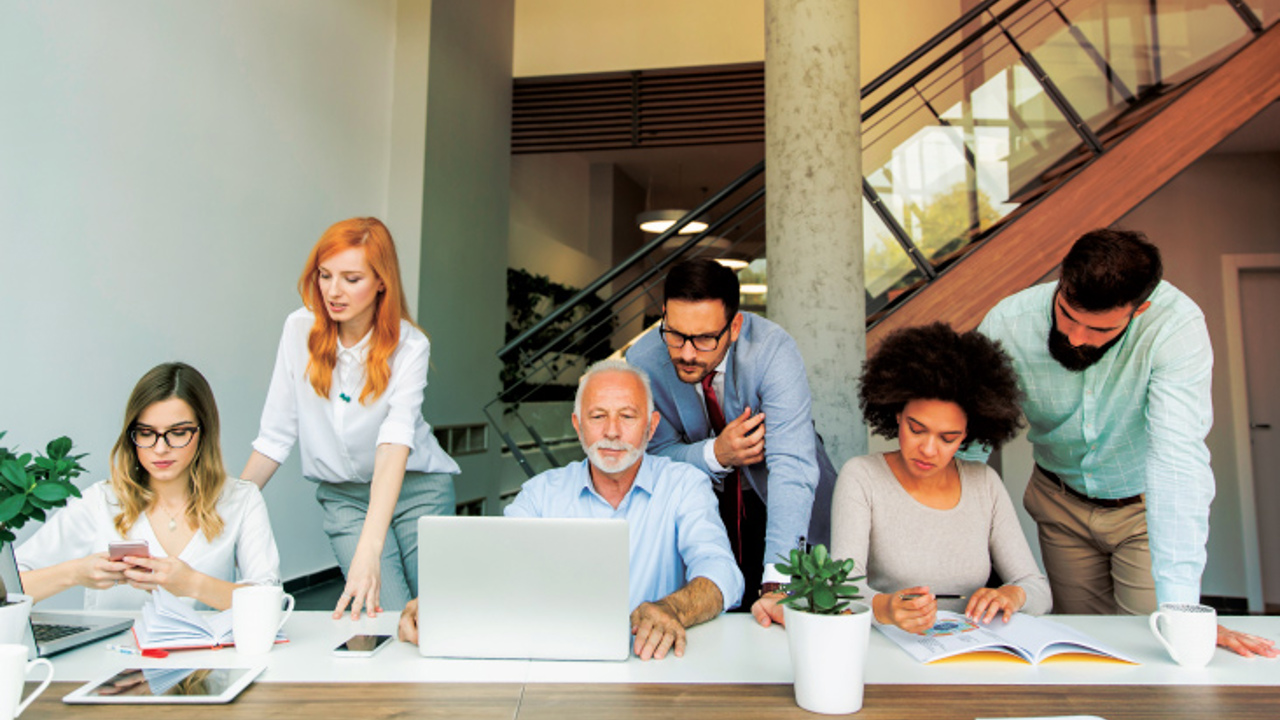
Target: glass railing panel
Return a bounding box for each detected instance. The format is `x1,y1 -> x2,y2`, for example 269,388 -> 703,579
863,197 -> 925,317
1150,0 -> 1256,82
1003,0 -> 1141,132
1043,0 -> 1254,123
863,26 -> 1086,269
1244,0 -> 1280,27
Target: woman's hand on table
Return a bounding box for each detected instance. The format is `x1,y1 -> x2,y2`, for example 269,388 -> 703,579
334,544 -> 382,620
965,585 -> 1025,624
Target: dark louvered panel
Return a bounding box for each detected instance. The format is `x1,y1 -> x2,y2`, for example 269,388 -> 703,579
512,63 -> 764,154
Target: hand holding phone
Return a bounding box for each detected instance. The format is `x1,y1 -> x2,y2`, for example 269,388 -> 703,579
107,540 -> 150,564
332,634 -> 392,658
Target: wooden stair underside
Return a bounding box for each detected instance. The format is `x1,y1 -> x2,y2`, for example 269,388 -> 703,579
867,23 -> 1280,355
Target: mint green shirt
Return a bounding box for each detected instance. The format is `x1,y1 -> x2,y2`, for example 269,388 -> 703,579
965,281 -> 1214,605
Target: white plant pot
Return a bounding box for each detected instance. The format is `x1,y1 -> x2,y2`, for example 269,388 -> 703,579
785,601 -> 872,715
0,594 -> 33,646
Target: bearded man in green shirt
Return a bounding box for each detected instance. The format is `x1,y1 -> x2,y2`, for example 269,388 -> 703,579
968,229 -> 1274,658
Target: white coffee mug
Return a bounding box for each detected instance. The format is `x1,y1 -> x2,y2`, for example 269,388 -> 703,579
0,644 -> 52,720
1149,602 -> 1217,668
232,585 -> 294,656
0,596 -> 33,646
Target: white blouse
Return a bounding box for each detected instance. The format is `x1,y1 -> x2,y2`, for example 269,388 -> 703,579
251,308 -> 460,483
15,479 -> 280,611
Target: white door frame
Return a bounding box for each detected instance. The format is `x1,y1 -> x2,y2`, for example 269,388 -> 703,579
1222,253 -> 1280,613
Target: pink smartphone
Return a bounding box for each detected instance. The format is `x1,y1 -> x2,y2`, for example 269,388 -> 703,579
107,540 -> 150,562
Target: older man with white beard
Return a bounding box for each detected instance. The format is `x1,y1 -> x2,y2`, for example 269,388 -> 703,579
398,360 -> 743,660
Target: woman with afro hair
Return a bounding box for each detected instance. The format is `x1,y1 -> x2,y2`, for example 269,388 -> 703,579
832,322 -> 1050,635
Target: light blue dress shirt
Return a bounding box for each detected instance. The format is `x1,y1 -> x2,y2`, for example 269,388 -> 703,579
966,280 -> 1215,605
505,455 -> 745,612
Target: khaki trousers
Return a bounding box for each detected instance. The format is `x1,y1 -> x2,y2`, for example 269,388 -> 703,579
1023,466 -> 1157,615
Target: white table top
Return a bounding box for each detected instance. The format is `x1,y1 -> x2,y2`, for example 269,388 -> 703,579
46,611 -> 1279,686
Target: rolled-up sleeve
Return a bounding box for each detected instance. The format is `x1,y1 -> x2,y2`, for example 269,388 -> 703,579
984,468 -> 1052,615
675,474 -> 744,611
1144,315 -> 1215,605
252,317 -> 302,464
376,334 -> 429,449
754,340 -> 820,571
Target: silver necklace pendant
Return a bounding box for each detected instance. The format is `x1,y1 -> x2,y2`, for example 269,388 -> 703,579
168,517 -> 178,532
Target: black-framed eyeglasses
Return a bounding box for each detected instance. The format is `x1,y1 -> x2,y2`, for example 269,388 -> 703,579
130,425 -> 201,449
660,317 -> 731,353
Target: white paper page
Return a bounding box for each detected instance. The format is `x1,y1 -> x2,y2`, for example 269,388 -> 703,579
875,612 -> 1030,663
989,615 -> 1136,663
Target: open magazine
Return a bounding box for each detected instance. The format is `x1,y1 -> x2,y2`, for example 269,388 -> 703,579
876,611 -> 1137,665
133,588 -> 287,651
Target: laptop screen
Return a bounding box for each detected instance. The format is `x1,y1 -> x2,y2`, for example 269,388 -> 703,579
0,542 -> 41,660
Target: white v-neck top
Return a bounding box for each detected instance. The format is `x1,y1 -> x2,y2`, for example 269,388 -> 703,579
15,479 -> 280,611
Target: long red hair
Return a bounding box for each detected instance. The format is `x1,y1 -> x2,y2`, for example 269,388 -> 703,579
298,217 -> 415,404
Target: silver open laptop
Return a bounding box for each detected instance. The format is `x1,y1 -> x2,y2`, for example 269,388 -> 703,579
417,515 -> 630,661
0,543 -> 133,659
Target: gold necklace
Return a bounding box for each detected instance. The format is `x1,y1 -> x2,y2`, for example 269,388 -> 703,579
155,503 -> 186,532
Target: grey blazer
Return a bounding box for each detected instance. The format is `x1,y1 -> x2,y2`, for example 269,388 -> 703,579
626,312 -> 837,570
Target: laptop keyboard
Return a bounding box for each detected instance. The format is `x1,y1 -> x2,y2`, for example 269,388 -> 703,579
33,622 -> 89,643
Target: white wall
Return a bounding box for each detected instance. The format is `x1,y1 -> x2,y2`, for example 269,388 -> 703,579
513,0 -> 964,82
509,154 -> 610,288
0,1 -> 400,606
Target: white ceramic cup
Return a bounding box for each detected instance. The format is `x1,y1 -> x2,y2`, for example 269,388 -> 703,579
0,596 -> 33,646
1149,602 -> 1217,668
232,585 -> 294,656
0,644 -> 52,720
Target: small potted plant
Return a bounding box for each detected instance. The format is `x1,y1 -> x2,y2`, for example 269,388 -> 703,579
777,544 -> 872,715
0,432 -> 85,642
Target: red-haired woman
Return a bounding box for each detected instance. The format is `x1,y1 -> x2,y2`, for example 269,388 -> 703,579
242,217 -> 459,619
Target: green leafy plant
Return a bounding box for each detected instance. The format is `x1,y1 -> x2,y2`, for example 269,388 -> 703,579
776,544 -> 864,615
0,432 -> 86,602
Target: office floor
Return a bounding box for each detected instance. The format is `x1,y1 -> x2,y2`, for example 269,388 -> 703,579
292,577 -> 344,611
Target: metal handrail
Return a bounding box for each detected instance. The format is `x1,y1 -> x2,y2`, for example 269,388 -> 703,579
861,0 -> 1007,97
518,184 -> 766,366
862,0 -> 1038,120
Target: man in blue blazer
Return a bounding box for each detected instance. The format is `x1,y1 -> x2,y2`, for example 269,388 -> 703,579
626,258 -> 837,620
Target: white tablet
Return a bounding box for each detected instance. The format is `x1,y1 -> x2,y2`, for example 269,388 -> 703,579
63,666 -> 264,704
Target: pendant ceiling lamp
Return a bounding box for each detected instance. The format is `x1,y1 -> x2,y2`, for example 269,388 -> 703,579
637,209 -> 708,235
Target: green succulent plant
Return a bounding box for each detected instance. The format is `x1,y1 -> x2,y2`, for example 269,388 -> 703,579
0,432 -> 86,603
776,543 -> 864,615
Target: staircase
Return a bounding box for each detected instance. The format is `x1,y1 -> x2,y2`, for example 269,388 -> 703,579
869,18 -> 1280,352
491,0 -> 1279,478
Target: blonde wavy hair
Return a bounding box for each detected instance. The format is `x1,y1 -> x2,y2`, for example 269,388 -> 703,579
109,362 -> 227,539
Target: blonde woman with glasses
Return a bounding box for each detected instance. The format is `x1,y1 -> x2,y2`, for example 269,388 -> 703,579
17,362 -> 281,610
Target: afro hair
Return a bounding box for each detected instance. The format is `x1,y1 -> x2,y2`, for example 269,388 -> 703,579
859,322 -> 1024,451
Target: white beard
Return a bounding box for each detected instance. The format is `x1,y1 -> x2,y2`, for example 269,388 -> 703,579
583,437 -> 647,474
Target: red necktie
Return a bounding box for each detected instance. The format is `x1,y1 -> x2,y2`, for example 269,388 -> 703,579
701,371 -> 744,564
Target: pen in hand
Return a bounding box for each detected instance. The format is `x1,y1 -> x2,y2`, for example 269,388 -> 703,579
898,593 -> 966,601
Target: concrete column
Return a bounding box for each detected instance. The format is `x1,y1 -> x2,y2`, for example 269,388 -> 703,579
765,0 -> 866,469
417,0 -> 515,510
